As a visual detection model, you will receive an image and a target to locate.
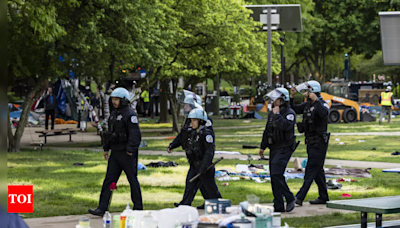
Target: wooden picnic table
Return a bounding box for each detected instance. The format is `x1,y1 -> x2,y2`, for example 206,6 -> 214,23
35,128 -> 80,144
327,196 -> 400,228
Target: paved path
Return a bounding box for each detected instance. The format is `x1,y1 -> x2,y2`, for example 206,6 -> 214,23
24,203 -> 353,228
19,122 -> 400,146
140,124 -> 265,132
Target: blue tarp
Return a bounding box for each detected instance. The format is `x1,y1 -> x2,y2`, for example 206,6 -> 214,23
9,111 -> 32,119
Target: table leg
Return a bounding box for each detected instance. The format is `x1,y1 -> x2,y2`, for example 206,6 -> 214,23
376,213 -> 382,227
44,134 -> 47,144
69,133 -> 72,142
361,212 -> 368,228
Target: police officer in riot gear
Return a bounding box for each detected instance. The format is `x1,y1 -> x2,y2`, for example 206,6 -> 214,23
89,87 -> 143,216
168,91 -> 220,208
290,80 -> 330,206
259,88 -> 297,213
174,108 -> 221,206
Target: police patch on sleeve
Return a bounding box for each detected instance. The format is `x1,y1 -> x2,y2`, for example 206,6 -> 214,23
286,114 -> 295,121
206,120 -> 212,127
131,116 -> 138,124
206,135 -> 213,143
324,103 -> 330,109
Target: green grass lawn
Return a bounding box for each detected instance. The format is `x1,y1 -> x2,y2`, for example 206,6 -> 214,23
8,149 -> 400,228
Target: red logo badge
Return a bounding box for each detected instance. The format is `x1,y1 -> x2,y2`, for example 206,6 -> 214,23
8,185 -> 34,213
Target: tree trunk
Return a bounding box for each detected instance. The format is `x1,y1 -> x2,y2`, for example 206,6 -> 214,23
213,75 -> 220,115
167,79 -> 180,133
109,54 -> 115,83
295,63 -> 300,84
159,79 -> 170,123
8,78 -> 46,152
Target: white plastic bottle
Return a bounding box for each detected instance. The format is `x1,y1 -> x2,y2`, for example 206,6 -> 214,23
140,211 -> 158,228
120,202 -> 133,228
103,211 -> 111,228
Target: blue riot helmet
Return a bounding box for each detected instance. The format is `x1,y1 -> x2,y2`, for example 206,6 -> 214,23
296,80 -> 321,94
263,88 -> 290,102
111,87 -> 130,106
188,108 -> 208,122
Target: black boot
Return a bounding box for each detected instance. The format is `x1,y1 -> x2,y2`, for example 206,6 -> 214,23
296,198 -> 303,206
88,208 -> 105,217
286,198 -> 296,212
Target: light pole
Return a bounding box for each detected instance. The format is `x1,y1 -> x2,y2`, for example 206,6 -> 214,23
280,37 -> 285,85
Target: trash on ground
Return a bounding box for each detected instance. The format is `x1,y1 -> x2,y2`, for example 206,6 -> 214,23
336,178 -> 355,182
325,167 -> 372,178
341,193 -> 352,198
145,161 -> 178,168
392,151 -> 400,155
338,142 -> 345,145
215,151 -> 241,155
293,157 -> 302,171
335,138 -> 340,141
326,180 -> 342,189
358,140 -> 365,142
302,159 -> 308,168
138,162 -> 147,170
139,141 -> 147,147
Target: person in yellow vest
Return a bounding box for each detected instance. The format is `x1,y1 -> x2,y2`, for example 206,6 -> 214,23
141,89 -> 150,120
379,86 -> 395,124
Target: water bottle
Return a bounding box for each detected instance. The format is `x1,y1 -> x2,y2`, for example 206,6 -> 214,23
140,211 -> 158,228
103,211 -> 111,228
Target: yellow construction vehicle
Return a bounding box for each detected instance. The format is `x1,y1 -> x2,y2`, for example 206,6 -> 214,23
321,82 -> 376,123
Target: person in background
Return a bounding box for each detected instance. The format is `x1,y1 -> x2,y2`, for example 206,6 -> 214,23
220,88 -> 229,96
379,86 -> 395,124
140,89 -> 150,119
43,87 -> 57,130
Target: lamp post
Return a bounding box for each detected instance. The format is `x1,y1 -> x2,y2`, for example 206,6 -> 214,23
280,37 -> 285,85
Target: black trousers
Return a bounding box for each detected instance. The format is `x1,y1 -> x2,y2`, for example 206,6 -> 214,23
179,166 -> 221,206
98,151 -> 143,211
45,110 -> 55,130
269,147 -> 295,210
296,142 -> 329,202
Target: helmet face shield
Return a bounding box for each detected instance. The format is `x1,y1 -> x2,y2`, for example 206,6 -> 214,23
178,90 -> 196,105
263,89 -> 284,102
296,82 -> 312,95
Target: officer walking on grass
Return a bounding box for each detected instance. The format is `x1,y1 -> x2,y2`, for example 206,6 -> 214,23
168,91 -> 221,208
259,88 -> 297,213
290,80 -> 330,206
89,87 -> 143,216
172,108 -> 221,206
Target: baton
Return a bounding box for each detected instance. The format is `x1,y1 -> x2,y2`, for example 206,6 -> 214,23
189,157 -> 224,183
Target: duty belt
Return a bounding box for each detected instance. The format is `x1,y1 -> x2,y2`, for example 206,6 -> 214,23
305,133 -> 330,145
